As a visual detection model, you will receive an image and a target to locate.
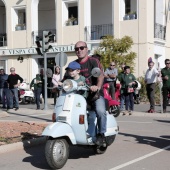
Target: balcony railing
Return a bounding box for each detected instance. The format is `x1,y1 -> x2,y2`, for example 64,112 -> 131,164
0,33 -> 7,47
154,23 -> 166,40
32,29 -> 57,45
85,24 -> 113,41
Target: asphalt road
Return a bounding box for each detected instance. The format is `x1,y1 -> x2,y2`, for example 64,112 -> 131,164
0,114 -> 169,170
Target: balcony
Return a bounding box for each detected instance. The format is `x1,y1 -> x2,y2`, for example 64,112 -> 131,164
0,33 -> 7,47
32,29 -> 57,45
154,23 -> 166,40
85,24 -> 113,41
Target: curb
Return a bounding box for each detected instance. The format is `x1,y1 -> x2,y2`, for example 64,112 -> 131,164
0,136 -> 47,154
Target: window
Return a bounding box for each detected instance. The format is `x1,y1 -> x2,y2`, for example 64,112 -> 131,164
13,8 -> 26,31
125,0 -> 131,14
63,1 -> 78,26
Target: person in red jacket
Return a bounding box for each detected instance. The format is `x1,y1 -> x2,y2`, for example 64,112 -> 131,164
7,67 -> 23,111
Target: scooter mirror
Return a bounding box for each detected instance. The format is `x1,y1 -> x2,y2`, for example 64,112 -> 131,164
91,67 -> 101,77
46,68 -> 53,78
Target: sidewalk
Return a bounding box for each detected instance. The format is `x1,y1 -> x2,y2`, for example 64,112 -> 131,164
0,101 -> 170,154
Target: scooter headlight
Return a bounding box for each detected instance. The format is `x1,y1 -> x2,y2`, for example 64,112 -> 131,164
63,79 -> 77,92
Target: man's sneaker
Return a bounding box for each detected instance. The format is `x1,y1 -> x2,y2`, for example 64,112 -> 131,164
150,109 -> 155,113
95,133 -> 105,146
129,110 -> 133,115
15,107 -> 19,111
122,110 -> 128,116
163,109 -> 166,113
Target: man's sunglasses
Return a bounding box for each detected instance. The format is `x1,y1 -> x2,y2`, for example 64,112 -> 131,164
74,46 -> 87,51
166,63 -> 170,64
110,65 -> 115,66
10,70 -> 15,71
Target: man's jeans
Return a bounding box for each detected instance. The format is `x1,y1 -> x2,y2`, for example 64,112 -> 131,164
0,88 -> 2,103
9,88 -> 19,108
146,83 -> 156,110
94,96 -> 107,134
34,87 -> 42,109
120,94 -> 125,111
2,88 -> 9,108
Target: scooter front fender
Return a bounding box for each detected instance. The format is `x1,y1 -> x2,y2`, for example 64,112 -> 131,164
42,122 -> 76,144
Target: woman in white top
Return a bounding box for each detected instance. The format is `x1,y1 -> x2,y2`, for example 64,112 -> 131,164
52,66 -> 62,105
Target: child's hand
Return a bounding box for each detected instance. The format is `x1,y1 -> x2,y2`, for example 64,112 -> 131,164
78,81 -> 84,86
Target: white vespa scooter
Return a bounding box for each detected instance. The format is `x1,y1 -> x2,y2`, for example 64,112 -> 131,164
42,68 -> 119,169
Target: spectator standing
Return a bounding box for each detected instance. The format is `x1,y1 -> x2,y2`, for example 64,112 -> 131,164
118,63 -> 126,112
104,62 -> 118,99
30,72 -> 43,110
0,69 -> 9,109
145,61 -> 159,113
119,66 -> 136,115
52,66 -> 62,105
161,59 -> 170,113
74,41 -> 106,145
7,67 -> 23,111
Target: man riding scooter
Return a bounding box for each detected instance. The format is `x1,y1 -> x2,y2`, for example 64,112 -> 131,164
73,41 -> 106,145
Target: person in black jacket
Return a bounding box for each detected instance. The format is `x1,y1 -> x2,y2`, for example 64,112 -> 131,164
7,67 -> 23,111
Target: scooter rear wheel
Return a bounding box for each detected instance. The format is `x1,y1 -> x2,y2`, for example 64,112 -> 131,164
109,105 -> 120,117
93,145 -> 107,154
45,138 -> 69,169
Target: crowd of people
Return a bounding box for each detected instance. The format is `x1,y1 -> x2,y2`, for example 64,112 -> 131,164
1,43 -> 170,117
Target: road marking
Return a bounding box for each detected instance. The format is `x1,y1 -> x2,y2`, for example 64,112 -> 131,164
109,145 -> 170,170
118,121 -> 152,124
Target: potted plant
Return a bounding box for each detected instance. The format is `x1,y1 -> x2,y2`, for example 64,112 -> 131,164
129,11 -> 136,20
124,14 -> 130,20
15,23 -> 26,31
15,24 -> 22,31
65,15 -> 78,26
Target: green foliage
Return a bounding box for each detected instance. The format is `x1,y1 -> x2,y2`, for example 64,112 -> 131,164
137,76 -> 161,104
95,35 -> 136,72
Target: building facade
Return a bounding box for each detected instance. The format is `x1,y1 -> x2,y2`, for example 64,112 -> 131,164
0,0 -> 170,83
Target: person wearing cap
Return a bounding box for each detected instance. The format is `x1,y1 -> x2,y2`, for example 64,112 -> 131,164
7,67 -> 23,111
119,66 -> 136,115
65,61 -> 87,98
161,59 -> 170,113
30,71 -> 43,110
74,41 -> 106,146
118,63 -> 126,112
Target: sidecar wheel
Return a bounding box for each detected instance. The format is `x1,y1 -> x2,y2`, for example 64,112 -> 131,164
93,145 -> 107,154
109,105 -> 120,117
45,139 -> 69,169
22,97 -> 26,104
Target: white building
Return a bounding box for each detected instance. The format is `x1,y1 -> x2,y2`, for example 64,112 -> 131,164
0,0 -> 170,82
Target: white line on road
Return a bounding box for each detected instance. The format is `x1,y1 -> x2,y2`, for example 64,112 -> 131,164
118,121 -> 152,124
109,145 -> 170,170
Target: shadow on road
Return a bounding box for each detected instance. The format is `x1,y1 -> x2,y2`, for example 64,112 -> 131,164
22,143 -> 96,169
155,119 -> 170,123
119,132 -> 170,150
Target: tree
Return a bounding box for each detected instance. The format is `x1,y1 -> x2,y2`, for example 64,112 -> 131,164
95,35 -> 136,72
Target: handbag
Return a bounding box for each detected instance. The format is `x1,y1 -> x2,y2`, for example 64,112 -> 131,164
127,87 -> 134,93
52,88 -> 57,93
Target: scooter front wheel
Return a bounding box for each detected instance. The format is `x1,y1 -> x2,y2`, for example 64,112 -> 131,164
93,145 -> 107,154
45,138 -> 69,169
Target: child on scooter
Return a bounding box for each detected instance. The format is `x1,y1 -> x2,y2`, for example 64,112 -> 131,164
65,61 -> 87,98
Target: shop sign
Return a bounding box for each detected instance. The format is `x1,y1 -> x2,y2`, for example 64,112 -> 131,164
0,44 -> 91,56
